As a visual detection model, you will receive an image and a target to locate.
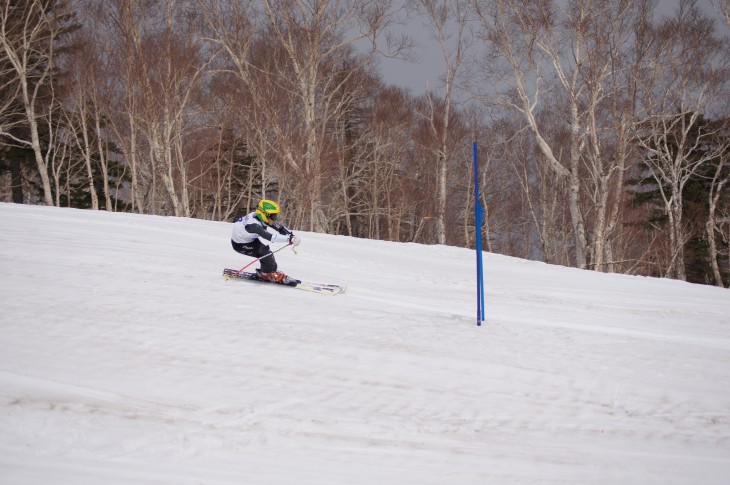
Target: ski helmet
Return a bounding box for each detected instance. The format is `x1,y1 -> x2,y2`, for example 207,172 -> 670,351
256,199 -> 281,223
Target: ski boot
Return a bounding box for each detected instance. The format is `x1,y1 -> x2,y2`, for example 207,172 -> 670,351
257,270 -> 298,286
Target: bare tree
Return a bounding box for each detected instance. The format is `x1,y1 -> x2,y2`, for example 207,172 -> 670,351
74,13 -> 115,210
269,0 -> 411,232
504,123 -> 571,264
635,1 -> 730,280
471,0 -> 580,265
124,0 -> 215,217
97,0 -> 153,213
471,0 -> 654,271
202,1 -> 424,237
0,15 -> 24,203
412,0 -> 471,244
62,84 -> 99,210
60,23 -> 116,211
0,0 -> 72,206
357,85 -> 417,241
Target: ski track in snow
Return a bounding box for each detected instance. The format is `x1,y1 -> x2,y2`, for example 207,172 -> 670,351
1,203 -> 729,484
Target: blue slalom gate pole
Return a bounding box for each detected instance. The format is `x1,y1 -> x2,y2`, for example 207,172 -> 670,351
473,141 -> 485,326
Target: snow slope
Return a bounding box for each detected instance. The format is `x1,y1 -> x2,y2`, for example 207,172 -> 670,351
1,202 -> 729,485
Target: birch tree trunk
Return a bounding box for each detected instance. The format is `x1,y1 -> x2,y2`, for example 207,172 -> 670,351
706,155 -> 729,287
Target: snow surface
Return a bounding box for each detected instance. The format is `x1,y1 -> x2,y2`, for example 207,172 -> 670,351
1,202 -> 729,485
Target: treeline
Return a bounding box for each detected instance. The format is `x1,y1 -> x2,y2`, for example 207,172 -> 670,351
1,0 -> 729,286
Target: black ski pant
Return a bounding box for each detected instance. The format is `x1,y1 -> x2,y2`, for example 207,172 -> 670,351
231,239 -> 277,273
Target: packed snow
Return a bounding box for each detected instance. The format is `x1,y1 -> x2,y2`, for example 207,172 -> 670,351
1,202 -> 729,484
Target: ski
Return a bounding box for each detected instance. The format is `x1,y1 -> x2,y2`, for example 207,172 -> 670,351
222,269 -> 345,296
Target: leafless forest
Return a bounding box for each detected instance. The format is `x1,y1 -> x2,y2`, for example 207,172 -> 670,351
1,0 -> 729,286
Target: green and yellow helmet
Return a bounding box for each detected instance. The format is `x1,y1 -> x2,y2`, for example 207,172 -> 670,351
256,199 -> 281,223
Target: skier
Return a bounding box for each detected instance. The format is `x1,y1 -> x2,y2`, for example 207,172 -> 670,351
231,199 -> 301,284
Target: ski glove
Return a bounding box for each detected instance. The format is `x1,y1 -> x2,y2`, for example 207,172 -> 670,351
289,234 -> 301,247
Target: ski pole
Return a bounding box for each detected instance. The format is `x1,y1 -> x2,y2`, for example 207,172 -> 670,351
233,243 -> 292,275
